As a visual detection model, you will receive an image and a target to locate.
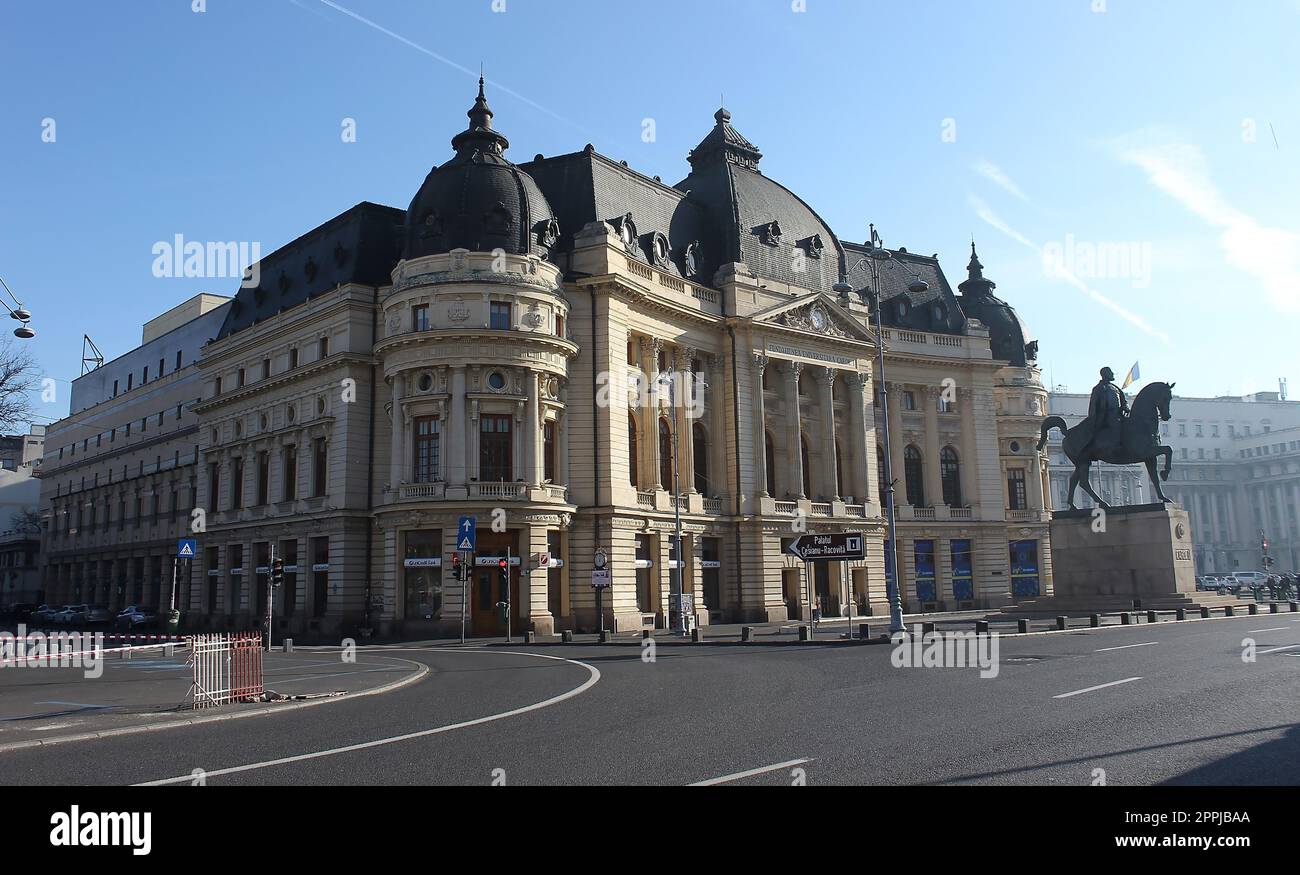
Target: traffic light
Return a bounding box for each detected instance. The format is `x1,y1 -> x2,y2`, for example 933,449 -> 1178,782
450,553 -> 462,581
270,557 -> 284,587
498,557 -> 509,584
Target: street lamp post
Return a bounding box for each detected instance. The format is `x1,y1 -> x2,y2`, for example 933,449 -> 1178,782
835,224 -> 928,637
0,276 -> 35,338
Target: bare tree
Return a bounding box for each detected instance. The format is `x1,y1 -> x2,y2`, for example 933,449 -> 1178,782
9,509 -> 41,534
0,339 -> 39,433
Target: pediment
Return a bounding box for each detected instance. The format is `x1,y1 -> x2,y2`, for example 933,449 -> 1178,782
752,293 -> 874,342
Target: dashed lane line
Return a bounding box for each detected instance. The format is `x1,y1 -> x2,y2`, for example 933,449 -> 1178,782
690,759 -> 812,786
1094,642 -> 1157,653
1053,677 -> 1143,700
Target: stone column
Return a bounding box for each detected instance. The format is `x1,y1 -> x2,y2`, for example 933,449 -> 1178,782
786,362 -> 805,498
820,368 -> 839,500
447,366 -> 466,487
641,338 -> 662,490
706,353 -> 725,499
848,372 -> 869,504
524,371 -> 541,486
389,373 -> 405,490
923,385 -> 942,506
958,387 -> 978,509
886,382 -> 906,506
753,354 -> 769,497
678,347 -> 696,494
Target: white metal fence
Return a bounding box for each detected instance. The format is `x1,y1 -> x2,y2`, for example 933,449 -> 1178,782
188,633 -> 264,709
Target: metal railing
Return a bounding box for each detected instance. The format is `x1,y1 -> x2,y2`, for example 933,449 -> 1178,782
189,633 -> 263,709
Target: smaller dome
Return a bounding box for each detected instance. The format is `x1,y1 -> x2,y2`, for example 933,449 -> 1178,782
958,242 -> 1035,367
405,79 -> 557,260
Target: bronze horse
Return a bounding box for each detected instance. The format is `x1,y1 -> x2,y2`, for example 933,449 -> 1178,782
1037,382 -> 1176,510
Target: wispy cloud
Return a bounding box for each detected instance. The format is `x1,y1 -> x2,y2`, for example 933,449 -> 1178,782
1110,129 -> 1300,314
968,194 -> 1171,344
973,160 -> 1032,205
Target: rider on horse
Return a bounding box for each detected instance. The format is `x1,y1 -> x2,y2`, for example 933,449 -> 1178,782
1077,367 -> 1129,457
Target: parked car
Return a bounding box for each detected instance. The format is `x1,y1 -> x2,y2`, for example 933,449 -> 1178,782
83,605 -> 113,625
55,604 -> 88,625
30,604 -> 60,625
1233,571 -> 1269,588
117,606 -> 159,630
8,603 -> 36,623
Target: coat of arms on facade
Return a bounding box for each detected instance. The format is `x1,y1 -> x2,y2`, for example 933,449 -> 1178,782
447,298 -> 470,323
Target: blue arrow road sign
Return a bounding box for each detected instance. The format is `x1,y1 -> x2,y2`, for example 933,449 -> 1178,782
177,539 -> 197,559
457,517 -> 476,553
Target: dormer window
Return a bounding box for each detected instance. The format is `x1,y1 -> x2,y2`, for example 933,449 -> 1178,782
420,210 -> 443,239
650,232 -> 671,268
683,241 -> 701,277
801,234 -> 824,258
761,221 -> 783,247
537,218 -> 560,248
484,202 -> 514,236
614,214 -> 638,251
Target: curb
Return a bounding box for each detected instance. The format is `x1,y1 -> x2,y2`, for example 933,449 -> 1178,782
0,656 -> 429,754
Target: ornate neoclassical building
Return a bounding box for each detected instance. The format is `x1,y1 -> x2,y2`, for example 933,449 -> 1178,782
40,83 -> 1052,638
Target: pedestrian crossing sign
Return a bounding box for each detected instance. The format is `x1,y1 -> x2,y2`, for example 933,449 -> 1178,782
177,539 -> 197,559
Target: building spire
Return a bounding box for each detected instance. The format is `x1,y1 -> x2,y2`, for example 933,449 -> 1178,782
451,74 -> 509,155
967,239 -> 985,281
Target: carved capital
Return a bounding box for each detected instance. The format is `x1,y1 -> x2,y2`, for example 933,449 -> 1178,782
753,353 -> 768,374
821,366 -> 837,387
788,361 -> 804,380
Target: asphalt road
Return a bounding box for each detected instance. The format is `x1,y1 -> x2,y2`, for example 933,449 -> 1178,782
2,613 -> 1297,786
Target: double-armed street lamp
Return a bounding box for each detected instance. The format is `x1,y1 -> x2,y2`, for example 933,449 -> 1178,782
0,277 -> 35,339
834,224 -> 929,637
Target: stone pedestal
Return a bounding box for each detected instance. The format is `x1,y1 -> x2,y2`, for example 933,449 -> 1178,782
1052,503 -> 1195,600
1000,503 -> 1248,616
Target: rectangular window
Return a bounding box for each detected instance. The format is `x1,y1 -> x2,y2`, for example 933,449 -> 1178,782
403,530 -> 443,621
176,350 -> 183,371
159,357 -> 165,379
256,451 -> 270,506
913,540 -> 937,603
113,379 -> 119,397
283,445 -> 298,501
281,540 -> 298,618
555,313 -> 565,338
489,301 -> 512,330
312,537 -> 329,618
902,391 -> 916,411
412,304 -> 430,332
262,358 -> 271,380
237,368 -> 245,388
543,421 -> 556,482
232,457 -> 244,509
214,376 -> 222,396
143,365 -> 149,383
312,437 -> 328,497
413,417 -> 441,483
208,462 -> 220,510
228,545 -> 243,614
479,415 -> 513,482
318,336 -> 329,360
289,347 -> 299,369
127,373 -> 133,391
1007,468 -> 1027,511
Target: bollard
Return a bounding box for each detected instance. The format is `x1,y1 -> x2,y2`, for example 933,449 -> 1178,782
976,620 -> 990,635
691,627 -> 703,643
1176,608 -> 1187,621
1121,613 -> 1132,625
561,630 -> 574,643
1056,616 -> 1067,631
282,638 -> 294,653
921,622 -> 936,635
1270,602 -> 1280,615
1017,619 -> 1030,634
798,625 -> 811,642
524,631 -> 535,644
1225,606 -> 1235,617
1200,607 -> 1210,619
741,626 -> 753,642
642,629 -> 651,640
1291,602 -> 1299,613
1249,604 -> 1259,616
1090,614 -> 1101,628
1133,599 -> 1143,610
598,630 -> 612,644
859,623 -> 872,639
165,643 -> 175,657
1147,610 -> 1158,624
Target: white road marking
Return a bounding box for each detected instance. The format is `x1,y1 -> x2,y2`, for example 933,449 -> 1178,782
690,758 -> 812,786
1258,644 -> 1300,655
1094,642 -> 1157,653
1247,627 -> 1289,634
134,650 -> 599,785
1053,677 -> 1143,699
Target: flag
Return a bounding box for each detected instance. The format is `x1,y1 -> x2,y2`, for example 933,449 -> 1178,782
1121,361 -> 1140,390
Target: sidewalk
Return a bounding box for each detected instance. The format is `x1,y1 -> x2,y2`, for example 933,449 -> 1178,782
0,648 -> 425,751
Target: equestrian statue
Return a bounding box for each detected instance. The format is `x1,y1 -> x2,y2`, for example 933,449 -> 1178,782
1037,367 -> 1176,510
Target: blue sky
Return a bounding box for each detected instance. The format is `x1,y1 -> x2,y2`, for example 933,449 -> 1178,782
3,0 -> 1298,429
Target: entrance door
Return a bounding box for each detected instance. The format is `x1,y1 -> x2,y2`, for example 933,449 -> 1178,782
470,530 -> 521,637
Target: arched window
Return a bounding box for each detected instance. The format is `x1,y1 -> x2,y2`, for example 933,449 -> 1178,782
658,417 -> 673,490
693,423 -> 709,494
628,413 -> 638,487
765,432 -> 776,496
800,435 -> 811,498
941,446 -> 962,507
904,445 -> 925,507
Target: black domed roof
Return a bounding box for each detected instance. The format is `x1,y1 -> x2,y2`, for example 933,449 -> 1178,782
405,79 -> 557,260
957,243 -> 1036,367
674,108 -> 844,294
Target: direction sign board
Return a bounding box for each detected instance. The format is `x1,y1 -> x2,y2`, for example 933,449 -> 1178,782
787,533 -> 865,562
591,570 -> 612,588
177,539 -> 197,559
457,516 -> 477,553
